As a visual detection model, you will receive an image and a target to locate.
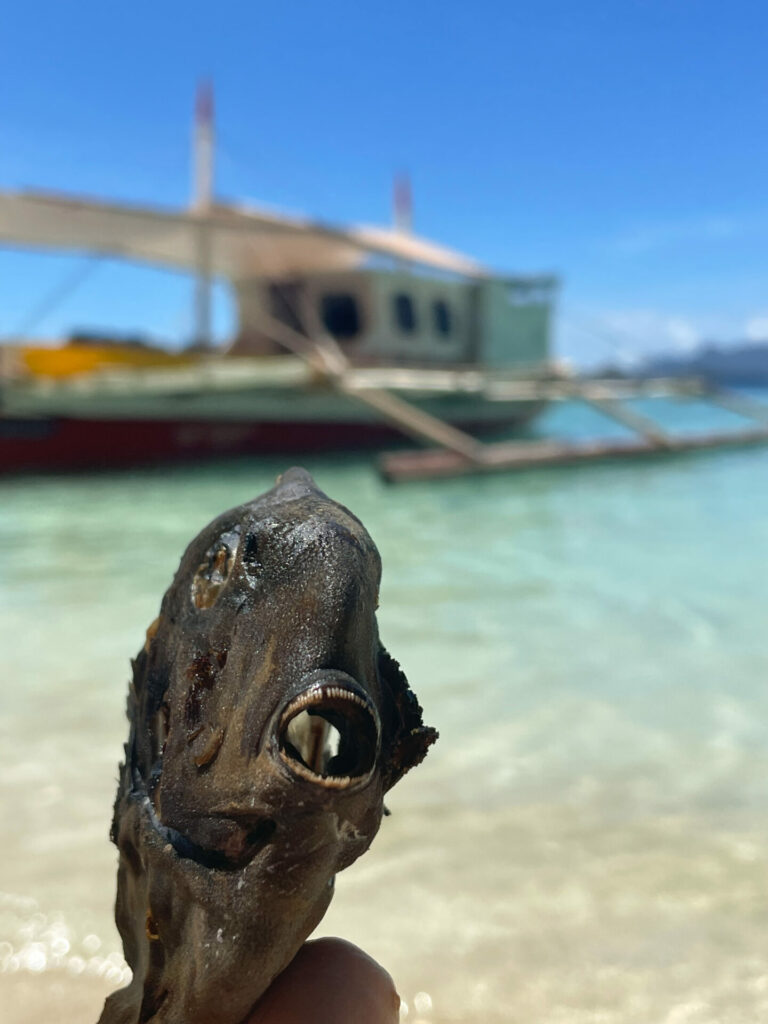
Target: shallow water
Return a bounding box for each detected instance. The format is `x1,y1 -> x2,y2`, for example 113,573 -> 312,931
2,398 -> 768,1024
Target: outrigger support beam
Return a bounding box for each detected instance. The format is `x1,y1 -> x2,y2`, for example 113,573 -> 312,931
703,387 -> 768,425
379,421 -> 768,482
377,384 -> 768,482
580,389 -> 671,448
338,380 -> 488,463
249,311 -> 490,465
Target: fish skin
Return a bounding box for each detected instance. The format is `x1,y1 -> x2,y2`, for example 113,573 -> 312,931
98,468 -> 437,1024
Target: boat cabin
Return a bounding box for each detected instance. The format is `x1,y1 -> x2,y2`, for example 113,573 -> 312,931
233,268 -> 557,372
0,190 -> 558,376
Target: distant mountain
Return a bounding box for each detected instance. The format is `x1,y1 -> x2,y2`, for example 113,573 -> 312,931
632,342 -> 768,386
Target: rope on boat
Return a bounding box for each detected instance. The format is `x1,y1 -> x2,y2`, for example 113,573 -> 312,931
6,256 -> 102,340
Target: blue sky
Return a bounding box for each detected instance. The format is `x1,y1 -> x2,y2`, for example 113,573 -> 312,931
1,0 -> 767,366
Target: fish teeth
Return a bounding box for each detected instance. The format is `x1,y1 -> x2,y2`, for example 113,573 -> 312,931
283,683 -> 371,719
280,756 -> 355,790
320,685 -> 367,708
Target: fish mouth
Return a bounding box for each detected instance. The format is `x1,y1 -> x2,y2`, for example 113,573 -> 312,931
277,675 -> 380,789
139,779 -> 277,872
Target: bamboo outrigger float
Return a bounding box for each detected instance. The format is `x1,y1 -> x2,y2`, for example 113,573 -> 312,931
372,379 -> 768,482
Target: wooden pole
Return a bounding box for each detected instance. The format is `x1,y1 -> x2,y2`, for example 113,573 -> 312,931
193,220 -> 213,350
248,313 -> 489,464
704,388 -> 768,424
339,382 -> 488,463
580,392 -> 671,447
191,81 -> 215,350
379,426 -> 768,482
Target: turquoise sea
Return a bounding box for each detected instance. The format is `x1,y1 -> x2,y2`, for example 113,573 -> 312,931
1,395 -> 768,1024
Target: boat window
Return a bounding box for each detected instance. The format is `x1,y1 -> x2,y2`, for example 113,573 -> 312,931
433,299 -> 451,337
393,293 -> 417,333
320,294 -> 361,339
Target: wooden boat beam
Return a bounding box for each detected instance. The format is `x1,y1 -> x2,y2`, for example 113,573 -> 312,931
249,313 -> 488,464
376,383 -> 768,482
338,381 -> 488,463
579,389 -> 671,448
378,424 -> 768,482
703,387 -> 768,424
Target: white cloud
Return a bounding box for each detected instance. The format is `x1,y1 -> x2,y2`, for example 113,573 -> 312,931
608,215 -> 753,255
663,316 -> 700,352
744,314 -> 768,342
559,308 -> 703,367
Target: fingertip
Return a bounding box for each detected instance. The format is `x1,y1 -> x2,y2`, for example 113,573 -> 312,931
246,937 -> 400,1024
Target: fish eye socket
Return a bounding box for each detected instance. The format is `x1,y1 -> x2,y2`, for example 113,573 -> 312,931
279,700 -> 378,786
191,528 -> 241,610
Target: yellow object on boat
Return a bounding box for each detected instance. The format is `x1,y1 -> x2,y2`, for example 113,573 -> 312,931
18,343 -> 198,379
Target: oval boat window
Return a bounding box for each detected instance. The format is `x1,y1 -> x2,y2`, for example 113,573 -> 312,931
393,293 -> 417,333
433,299 -> 451,337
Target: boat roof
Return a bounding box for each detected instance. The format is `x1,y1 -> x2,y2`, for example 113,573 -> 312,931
0,189 -> 489,280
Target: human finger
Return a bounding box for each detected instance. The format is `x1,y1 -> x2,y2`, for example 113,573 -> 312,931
244,936 -> 400,1024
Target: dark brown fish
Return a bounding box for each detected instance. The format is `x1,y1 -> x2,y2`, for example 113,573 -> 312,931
99,468 -> 437,1024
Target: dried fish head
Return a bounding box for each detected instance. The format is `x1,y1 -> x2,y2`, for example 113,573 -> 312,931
100,468 -> 437,1024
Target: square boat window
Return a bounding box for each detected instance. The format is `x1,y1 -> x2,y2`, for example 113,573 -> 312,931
320,294 -> 361,339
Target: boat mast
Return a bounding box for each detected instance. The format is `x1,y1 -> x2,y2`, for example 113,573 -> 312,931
392,172 -> 412,276
192,80 -> 214,349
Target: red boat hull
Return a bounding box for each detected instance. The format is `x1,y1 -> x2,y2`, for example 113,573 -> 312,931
0,413 -> 533,473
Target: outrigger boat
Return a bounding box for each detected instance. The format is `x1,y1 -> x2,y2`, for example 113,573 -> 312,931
1,87 -> 767,480
0,193 -> 559,475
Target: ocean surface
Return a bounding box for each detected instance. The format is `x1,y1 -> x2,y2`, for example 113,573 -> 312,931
1,396 -> 768,1024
